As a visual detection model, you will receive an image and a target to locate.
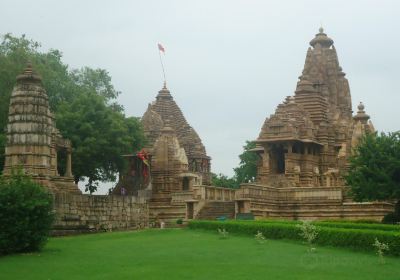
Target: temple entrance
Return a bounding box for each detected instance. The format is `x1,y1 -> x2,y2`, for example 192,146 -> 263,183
270,146 -> 286,174
237,201 -> 245,213
56,149 -> 67,176
182,177 -> 190,191
187,202 -> 194,219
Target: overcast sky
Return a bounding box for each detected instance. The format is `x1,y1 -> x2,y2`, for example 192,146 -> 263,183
2,0 -> 400,193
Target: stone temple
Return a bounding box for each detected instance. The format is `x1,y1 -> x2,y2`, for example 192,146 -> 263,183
114,82 -> 217,224
234,28 -> 393,219
3,63 -> 80,194
142,82 -> 211,185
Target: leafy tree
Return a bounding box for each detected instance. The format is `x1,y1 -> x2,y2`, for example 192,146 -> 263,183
55,94 -> 145,192
345,132 -> 400,202
211,141 -> 260,189
0,34 -> 146,192
211,173 -> 239,189
234,141 -> 259,184
345,132 -> 400,222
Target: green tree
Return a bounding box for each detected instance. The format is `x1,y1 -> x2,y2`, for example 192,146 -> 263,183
211,173 -> 239,189
234,141 -> 259,184
55,94 -> 145,192
0,34 -> 146,191
211,141 -> 260,189
345,131 -> 400,223
345,132 -> 400,202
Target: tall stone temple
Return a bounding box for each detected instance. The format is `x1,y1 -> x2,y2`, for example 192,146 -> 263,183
256,27 -> 372,187
3,63 -> 80,194
233,28 -> 393,219
114,82 -> 215,223
142,82 -> 211,185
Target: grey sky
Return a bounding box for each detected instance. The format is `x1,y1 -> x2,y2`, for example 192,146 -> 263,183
2,0 -> 400,193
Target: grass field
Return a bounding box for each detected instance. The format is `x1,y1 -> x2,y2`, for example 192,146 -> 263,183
1,229 -> 400,280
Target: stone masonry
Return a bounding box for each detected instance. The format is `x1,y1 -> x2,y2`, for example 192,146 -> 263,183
52,193 -> 148,235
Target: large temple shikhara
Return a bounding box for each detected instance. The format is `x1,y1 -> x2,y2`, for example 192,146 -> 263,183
234,28 -> 392,219
255,27 -> 372,188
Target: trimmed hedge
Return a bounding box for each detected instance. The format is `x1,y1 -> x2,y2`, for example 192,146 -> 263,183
255,219 -> 400,232
0,172 -> 54,255
188,220 -> 400,256
314,221 -> 399,232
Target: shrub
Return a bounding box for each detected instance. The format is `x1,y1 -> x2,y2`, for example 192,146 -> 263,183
373,238 -> 390,264
217,228 -> 229,239
0,171 -> 54,255
296,221 -> 318,251
176,219 -> 183,225
254,231 -> 266,244
188,220 -> 400,256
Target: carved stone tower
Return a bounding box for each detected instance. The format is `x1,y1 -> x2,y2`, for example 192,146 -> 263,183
142,82 -> 211,185
255,28 -> 374,188
3,63 -> 80,193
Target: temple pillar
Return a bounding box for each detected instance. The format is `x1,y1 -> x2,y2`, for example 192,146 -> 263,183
65,149 -> 72,177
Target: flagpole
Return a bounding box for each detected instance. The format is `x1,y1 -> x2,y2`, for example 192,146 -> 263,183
158,48 -> 166,83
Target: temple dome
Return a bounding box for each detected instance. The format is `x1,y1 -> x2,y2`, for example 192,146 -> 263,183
310,27 -> 334,48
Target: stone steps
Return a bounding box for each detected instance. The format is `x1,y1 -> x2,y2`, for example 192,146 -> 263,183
196,201 -> 235,220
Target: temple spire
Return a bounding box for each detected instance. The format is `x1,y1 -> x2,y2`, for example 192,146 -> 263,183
157,81 -> 171,100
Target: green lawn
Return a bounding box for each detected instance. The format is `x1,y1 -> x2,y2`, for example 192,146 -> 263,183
1,229 -> 400,280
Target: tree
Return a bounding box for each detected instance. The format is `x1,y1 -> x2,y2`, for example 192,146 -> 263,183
55,94 -> 146,192
234,141 -> 259,184
0,34 -> 146,191
345,132 -> 400,201
211,141 -> 260,189
211,173 -> 239,189
345,132 -> 400,222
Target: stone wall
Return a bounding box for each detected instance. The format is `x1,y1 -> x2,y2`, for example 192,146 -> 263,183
236,183 -> 394,221
52,193 -> 149,235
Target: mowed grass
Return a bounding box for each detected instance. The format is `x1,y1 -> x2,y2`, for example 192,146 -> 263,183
1,229 -> 400,280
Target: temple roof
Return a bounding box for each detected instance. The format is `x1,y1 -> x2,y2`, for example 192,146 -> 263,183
142,83 -> 209,160
257,97 -> 317,143
16,62 -> 42,84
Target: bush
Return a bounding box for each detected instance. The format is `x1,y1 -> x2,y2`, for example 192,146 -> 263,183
176,219 -> 183,225
188,220 -> 400,256
0,171 -> 54,255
